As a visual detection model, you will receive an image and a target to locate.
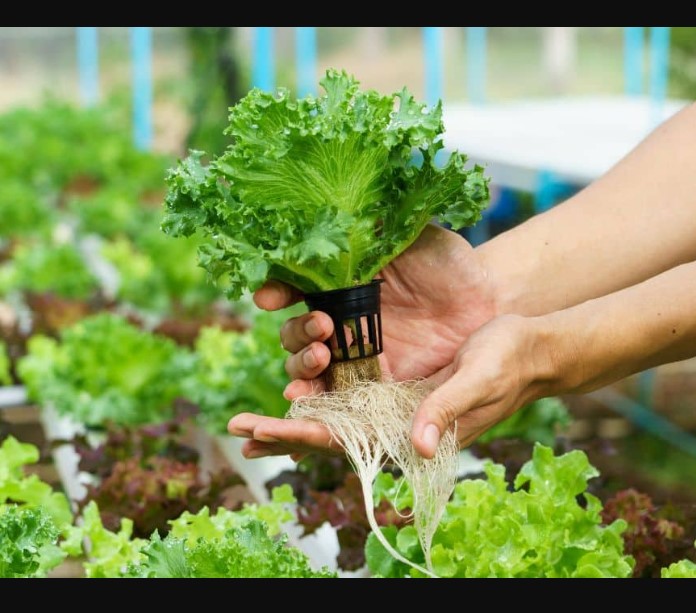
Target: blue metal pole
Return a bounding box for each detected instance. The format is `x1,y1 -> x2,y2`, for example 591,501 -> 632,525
130,27 -> 153,151
649,27 -> 671,127
423,27 -> 444,107
76,27 -> 99,106
296,27 -> 317,97
253,27 -> 275,91
624,27 -> 644,95
466,27 -> 487,105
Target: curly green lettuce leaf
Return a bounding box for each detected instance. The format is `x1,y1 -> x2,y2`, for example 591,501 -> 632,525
62,501 -> 146,578
125,519 -> 334,578
18,313 -> 188,426
163,69 -> 490,298
661,554 -> 696,578
0,436 -> 73,530
0,505 -> 66,578
69,488 -> 332,578
366,443 -> 634,578
168,485 -> 296,540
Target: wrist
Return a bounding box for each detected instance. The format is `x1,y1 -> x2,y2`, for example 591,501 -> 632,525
530,305 -> 608,396
475,232 -> 540,318
518,313 -> 571,401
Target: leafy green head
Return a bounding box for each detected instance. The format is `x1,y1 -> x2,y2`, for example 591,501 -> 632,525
163,69 -> 489,299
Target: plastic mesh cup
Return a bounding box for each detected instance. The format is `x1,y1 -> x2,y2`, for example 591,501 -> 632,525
304,280 -> 384,363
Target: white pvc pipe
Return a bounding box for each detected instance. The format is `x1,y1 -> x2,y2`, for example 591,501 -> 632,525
0,386 -> 28,409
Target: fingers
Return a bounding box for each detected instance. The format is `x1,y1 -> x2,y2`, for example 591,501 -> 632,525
283,378 -> 326,400
284,342 -> 331,380
411,370 -> 489,460
227,413 -> 341,458
280,311 -> 334,353
253,280 -> 303,311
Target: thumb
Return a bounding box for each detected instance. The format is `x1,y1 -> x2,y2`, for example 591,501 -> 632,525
411,372 -> 482,459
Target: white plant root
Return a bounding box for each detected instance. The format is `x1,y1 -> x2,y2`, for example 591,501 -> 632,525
288,379 -> 458,578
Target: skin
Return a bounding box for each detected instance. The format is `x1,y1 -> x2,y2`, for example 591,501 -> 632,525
228,101 -> 696,460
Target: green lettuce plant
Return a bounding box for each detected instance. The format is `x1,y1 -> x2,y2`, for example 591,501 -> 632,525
163,68 -> 489,298
18,313 -> 188,426
65,486 -> 334,578
366,443 -> 634,578
0,436 -> 74,577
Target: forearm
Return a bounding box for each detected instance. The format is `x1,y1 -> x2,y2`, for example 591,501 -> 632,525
477,102 -> 696,317
537,261 -> 696,396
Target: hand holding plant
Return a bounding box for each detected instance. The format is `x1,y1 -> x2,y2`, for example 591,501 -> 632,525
229,223 -> 498,458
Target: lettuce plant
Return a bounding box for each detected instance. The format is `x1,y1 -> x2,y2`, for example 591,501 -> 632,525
366,444 -> 634,578
0,241 -> 100,301
0,436 -> 74,577
65,487 -> 334,578
18,313 -> 188,426
661,552 -> 696,578
163,69 -> 489,298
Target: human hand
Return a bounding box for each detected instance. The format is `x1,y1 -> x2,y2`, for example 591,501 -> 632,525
228,224 -> 500,459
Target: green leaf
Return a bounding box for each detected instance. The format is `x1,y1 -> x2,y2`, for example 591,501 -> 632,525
365,526 -> 410,578
18,313 -> 188,427
662,557 -> 696,578
0,506 -> 65,578
63,501 -> 146,578
163,69 -> 490,297
365,444 -> 633,578
0,436 -> 73,530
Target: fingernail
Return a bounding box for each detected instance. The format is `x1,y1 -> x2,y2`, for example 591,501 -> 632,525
245,450 -> 269,459
282,385 -> 293,401
422,424 -> 441,454
255,433 -> 279,443
304,318 -> 321,338
302,347 -> 318,369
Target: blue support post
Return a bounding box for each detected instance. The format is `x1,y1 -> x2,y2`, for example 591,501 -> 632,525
624,27 -> 644,96
649,27 -> 671,127
130,27 -> 153,151
534,170 -> 576,213
76,27 -> 99,106
253,27 -> 275,91
296,27 -> 317,97
637,368 -> 657,408
423,27 -> 444,107
467,217 -> 490,247
466,27 -> 487,105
